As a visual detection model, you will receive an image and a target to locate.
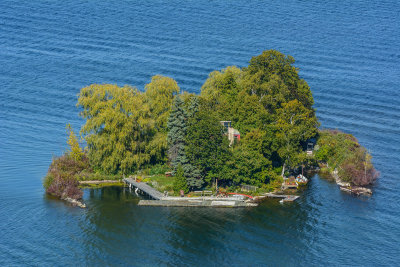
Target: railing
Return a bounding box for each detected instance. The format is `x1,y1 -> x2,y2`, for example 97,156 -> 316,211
241,184 -> 258,192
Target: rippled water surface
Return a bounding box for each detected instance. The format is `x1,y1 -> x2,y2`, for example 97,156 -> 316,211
1,0 -> 399,266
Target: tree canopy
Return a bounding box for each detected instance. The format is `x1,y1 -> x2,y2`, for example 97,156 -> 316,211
316,129 -> 378,185
77,75 -> 178,174
73,50 -> 330,189
45,49 -> 378,201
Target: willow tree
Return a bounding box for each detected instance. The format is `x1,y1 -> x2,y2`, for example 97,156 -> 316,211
78,75 -> 180,174
144,75 -> 180,164
78,84 -> 153,174
145,75 -> 180,131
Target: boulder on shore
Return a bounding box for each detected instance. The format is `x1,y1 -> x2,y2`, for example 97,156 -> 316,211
340,186 -> 372,196
63,197 -> 86,208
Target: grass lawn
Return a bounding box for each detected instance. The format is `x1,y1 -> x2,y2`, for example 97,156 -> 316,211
142,174 -> 175,194
77,171 -> 121,181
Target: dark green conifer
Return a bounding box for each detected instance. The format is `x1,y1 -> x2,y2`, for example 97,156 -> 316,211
167,96 -> 187,171
186,96 -> 199,119
173,164 -> 189,194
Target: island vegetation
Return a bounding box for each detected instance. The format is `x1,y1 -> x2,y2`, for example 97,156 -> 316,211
316,129 -> 379,185
43,50 -> 378,201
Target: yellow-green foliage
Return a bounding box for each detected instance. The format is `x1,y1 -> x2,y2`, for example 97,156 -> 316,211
66,124 -> 84,161
76,171 -> 120,181
57,50 -> 376,191
145,75 -> 180,130
43,173 -> 54,190
316,129 -> 361,169
79,181 -> 124,189
77,76 -> 179,174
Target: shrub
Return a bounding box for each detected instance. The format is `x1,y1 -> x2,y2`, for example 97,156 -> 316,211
47,173 -> 83,200
149,164 -> 170,175
317,129 -> 379,186
173,164 -> 189,194
340,162 -> 379,186
43,153 -> 90,200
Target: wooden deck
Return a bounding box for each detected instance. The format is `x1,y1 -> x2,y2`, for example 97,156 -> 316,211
123,178 -> 164,200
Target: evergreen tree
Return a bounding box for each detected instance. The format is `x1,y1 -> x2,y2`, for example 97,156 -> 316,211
183,160 -> 202,189
167,95 -> 202,188
182,96 -> 202,188
167,96 -> 187,170
186,95 -> 199,119
173,164 -> 188,194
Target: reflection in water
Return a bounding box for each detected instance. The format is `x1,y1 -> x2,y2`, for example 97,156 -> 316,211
76,182 -> 326,266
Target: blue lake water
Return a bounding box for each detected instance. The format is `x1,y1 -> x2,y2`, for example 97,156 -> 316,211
1,0 -> 399,266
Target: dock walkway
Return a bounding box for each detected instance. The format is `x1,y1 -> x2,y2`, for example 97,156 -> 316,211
263,193 -> 300,202
123,178 -> 163,200
138,199 -> 256,207
123,177 -> 259,207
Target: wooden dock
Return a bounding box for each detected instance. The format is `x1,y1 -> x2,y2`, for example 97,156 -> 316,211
123,178 -> 164,200
123,177 -> 258,207
263,193 -> 300,202
138,199 -> 257,207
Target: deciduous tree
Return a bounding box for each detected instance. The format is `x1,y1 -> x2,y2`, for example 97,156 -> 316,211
275,99 -> 319,175
78,84 -> 153,174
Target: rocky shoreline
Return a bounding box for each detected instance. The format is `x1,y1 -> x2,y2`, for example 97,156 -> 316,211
332,169 -> 372,196
57,180 -> 124,208
62,197 -> 86,208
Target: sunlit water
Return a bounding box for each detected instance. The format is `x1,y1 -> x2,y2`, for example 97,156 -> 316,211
0,0 -> 399,266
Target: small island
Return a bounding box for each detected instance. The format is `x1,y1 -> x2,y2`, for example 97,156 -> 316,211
43,50 -> 378,207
